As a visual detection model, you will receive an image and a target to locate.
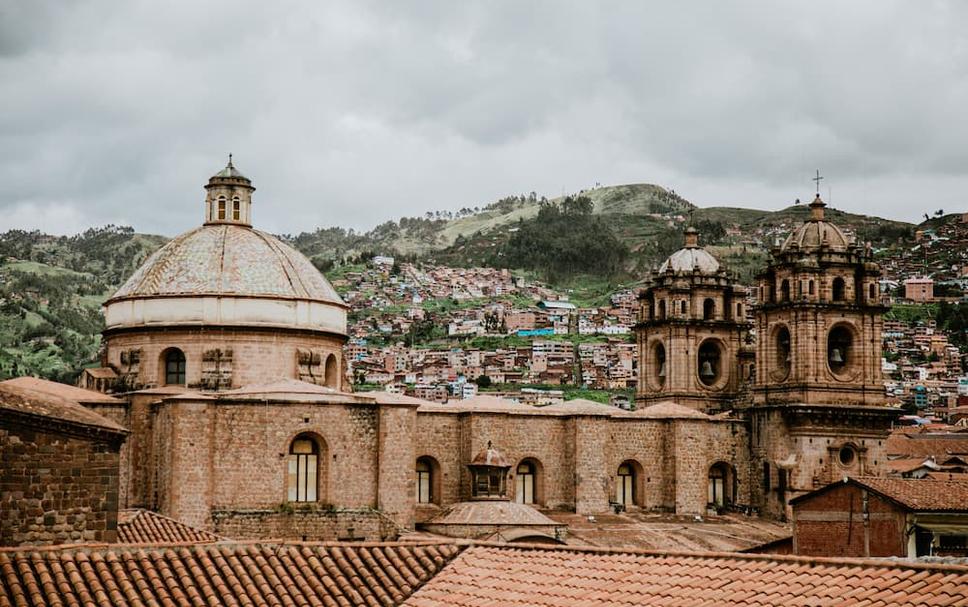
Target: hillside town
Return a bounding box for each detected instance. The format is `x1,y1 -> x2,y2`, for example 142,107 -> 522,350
331,241 -> 968,421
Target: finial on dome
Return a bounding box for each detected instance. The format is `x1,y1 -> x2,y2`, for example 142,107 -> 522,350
809,194 -> 826,221
684,226 -> 700,248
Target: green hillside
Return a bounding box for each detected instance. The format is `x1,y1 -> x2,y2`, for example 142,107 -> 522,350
0,183 -> 919,382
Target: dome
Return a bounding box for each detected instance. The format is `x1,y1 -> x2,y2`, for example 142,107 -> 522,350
110,224 -> 342,304
657,227 -> 721,274
470,442 -> 510,468
780,194 -> 850,253
103,160 -> 347,336
658,247 -> 721,274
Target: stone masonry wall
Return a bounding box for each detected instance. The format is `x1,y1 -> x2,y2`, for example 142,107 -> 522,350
211,508 -> 398,541
0,422 -> 122,546
105,328 -> 345,391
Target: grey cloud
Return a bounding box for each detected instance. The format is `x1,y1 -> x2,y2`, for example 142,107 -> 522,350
0,0 -> 966,236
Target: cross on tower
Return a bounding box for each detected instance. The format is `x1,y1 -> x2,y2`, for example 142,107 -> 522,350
813,169 -> 824,195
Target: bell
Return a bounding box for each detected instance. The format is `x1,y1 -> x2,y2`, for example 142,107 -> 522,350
830,348 -> 843,364
658,361 -> 666,378
701,360 -> 715,377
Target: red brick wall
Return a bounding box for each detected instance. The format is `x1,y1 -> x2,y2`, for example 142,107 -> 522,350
793,483 -> 906,557
0,421 -> 122,546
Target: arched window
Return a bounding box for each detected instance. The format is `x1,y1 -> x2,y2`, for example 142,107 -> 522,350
164,349 -> 186,386
775,327 -> 791,379
657,300 -> 666,320
288,435 -> 319,502
653,342 -> 666,388
515,460 -> 536,504
736,303 -> 742,318
808,280 -> 815,296
232,197 -> 241,220
615,461 -> 638,507
832,277 -> 846,301
217,196 -> 227,220
780,279 -> 790,302
703,298 -> 715,320
827,325 -> 853,375
708,462 -> 733,508
679,300 -> 687,315
868,283 -> 876,301
698,340 -> 723,387
324,354 -> 339,389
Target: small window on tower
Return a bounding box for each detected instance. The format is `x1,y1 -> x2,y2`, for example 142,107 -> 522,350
218,196 -> 226,220
232,197 -> 241,220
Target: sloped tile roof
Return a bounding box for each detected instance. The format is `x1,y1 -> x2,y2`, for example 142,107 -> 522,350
887,431 -> 968,459
0,379 -> 126,434
0,541 -> 462,607
116,510 -> 224,544
850,476 -> 968,512
404,544 -> 968,607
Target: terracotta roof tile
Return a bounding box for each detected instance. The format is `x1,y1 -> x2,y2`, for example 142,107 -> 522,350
403,545 -> 968,607
848,476 -> 968,512
117,510 -> 225,544
0,541 -> 461,607
3,541 -> 967,606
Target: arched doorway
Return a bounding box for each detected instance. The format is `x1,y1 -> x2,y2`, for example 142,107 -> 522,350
615,460 -> 642,508
708,462 -> 735,508
515,460 -> 537,504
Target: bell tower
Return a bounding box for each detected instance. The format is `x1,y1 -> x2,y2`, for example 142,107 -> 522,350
635,227 -> 751,413
750,192 -> 897,520
204,155 -> 255,227
753,194 -> 885,406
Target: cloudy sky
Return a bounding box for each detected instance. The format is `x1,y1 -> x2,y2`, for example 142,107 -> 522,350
1,1 -> 966,236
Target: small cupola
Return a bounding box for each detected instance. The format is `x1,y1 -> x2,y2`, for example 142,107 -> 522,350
808,193 -> 826,222
468,441 -> 511,500
204,155 -> 255,227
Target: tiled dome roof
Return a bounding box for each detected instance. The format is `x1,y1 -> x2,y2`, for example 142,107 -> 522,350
658,227 -> 721,274
658,247 -> 721,274
110,224 -> 343,304
781,218 -> 850,252
470,442 -> 511,468
780,194 -> 850,252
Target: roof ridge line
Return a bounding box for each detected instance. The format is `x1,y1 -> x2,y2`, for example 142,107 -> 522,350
461,540 -> 968,572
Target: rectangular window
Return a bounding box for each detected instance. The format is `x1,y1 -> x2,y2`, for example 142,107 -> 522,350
288,441 -> 318,502
417,470 -> 431,503
233,200 -> 241,220
218,198 -> 226,220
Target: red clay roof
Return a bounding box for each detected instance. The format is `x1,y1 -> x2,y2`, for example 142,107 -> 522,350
404,544 -> 968,607
1,376 -> 121,405
116,510 -> 224,544
0,379 -> 126,434
0,541 -> 461,606
887,431 -> 968,459
850,476 -> 968,512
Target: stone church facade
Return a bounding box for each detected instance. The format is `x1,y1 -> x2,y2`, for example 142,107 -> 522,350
77,162 -> 895,540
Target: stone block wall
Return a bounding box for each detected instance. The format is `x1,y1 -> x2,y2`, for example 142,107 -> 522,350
104,327 -> 345,391
0,421 -> 123,546
211,507 -> 398,541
